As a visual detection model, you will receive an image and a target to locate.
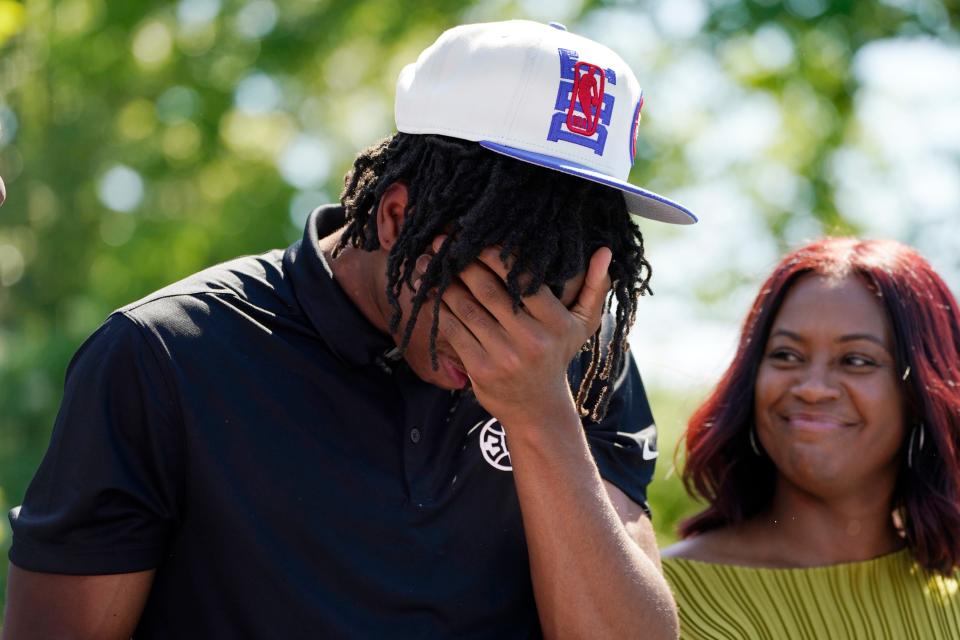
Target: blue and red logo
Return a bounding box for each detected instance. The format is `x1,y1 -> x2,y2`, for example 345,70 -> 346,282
567,61 -> 606,136
629,94 -> 644,165
547,48 -> 616,156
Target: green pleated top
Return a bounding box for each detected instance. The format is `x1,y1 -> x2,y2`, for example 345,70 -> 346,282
663,549 -> 960,639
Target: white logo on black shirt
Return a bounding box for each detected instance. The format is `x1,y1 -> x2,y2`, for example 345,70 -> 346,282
638,424 -> 658,460
478,418 -> 512,471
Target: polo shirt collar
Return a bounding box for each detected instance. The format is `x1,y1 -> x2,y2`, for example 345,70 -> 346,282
284,205 -> 396,367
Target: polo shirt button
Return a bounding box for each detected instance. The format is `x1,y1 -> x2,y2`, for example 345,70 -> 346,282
410,427 -> 421,444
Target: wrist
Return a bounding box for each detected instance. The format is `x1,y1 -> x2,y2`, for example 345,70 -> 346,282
497,396 -> 584,452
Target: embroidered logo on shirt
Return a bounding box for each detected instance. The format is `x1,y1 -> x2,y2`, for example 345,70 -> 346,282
478,418 -> 512,471
638,424 -> 659,461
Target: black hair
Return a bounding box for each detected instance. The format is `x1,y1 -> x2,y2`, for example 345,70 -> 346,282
335,133 -> 651,420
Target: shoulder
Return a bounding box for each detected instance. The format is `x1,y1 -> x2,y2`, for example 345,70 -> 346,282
119,250 -> 294,334
661,533 -> 720,562
662,527 -> 753,564
65,312 -> 157,378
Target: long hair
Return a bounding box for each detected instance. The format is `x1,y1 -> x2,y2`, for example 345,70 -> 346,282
335,133 -> 651,420
679,237 -> 960,575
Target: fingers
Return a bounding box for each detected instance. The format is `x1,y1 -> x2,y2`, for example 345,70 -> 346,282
420,236 -> 531,329
412,254 -> 431,289
419,236 -> 612,342
436,297 -> 487,372
455,255 -> 536,333
438,274 -> 514,357
409,254 -> 490,370
469,245 -> 531,294
569,247 -> 612,328
454,241 -> 565,323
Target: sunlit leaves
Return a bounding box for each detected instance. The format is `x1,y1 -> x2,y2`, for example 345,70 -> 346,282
0,1 -> 24,47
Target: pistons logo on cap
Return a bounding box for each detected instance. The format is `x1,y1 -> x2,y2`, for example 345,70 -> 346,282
547,48 -> 616,156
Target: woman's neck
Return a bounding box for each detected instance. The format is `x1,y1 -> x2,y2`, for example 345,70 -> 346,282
741,479 -> 905,568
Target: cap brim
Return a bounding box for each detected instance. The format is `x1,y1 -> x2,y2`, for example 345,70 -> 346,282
479,141 -> 697,225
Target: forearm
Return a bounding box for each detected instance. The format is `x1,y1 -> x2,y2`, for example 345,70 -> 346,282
3,564 -> 154,640
429,244 -> 675,635
506,404 -> 679,640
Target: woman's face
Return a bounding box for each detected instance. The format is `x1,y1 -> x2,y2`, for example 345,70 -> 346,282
754,274 -> 908,499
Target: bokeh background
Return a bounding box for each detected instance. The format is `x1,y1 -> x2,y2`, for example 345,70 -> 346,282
0,0 -> 958,617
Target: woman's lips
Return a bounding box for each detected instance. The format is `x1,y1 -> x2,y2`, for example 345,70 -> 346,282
785,413 -> 851,431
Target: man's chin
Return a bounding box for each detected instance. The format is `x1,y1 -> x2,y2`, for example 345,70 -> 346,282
422,354 -> 469,390
404,350 -> 470,390
438,355 -> 470,390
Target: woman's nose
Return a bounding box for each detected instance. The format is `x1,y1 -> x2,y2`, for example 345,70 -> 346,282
790,363 -> 842,403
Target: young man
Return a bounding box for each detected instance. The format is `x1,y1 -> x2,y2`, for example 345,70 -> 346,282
4,20 -> 696,639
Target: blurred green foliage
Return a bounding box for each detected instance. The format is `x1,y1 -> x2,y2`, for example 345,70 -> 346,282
0,0 -> 957,620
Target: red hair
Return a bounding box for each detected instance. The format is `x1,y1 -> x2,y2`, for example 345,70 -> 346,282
679,238 -> 960,575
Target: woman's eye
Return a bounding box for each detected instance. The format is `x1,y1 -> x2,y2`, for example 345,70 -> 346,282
844,354 -> 877,368
768,349 -> 800,363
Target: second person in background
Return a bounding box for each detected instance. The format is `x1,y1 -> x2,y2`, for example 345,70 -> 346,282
663,237 -> 960,639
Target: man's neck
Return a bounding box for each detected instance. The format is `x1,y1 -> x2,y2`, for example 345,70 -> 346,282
318,228 -> 392,336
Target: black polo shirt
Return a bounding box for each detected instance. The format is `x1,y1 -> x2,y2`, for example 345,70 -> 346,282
9,205 -> 659,638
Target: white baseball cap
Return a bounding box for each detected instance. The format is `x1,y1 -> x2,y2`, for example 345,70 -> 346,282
395,20 -> 697,225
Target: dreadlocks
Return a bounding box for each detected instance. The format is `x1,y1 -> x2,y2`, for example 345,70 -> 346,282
334,133 -> 652,420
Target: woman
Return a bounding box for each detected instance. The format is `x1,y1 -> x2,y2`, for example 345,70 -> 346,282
662,238 -> 960,639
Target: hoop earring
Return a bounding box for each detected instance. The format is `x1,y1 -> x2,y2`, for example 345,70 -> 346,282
907,423 -> 926,470
749,426 -> 762,456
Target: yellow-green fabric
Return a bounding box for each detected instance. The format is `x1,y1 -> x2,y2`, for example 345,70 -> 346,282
663,549 -> 959,639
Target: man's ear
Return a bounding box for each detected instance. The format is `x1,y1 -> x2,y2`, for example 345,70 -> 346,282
376,182 -> 409,250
